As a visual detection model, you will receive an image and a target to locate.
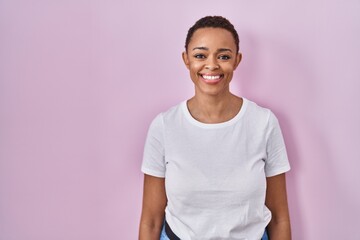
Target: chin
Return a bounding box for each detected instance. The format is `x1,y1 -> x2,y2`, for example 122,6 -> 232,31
198,86 -> 230,97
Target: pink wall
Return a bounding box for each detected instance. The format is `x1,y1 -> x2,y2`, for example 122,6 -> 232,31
1,0 -> 359,239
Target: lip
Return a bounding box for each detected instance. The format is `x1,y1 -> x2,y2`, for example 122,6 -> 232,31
199,73 -> 224,84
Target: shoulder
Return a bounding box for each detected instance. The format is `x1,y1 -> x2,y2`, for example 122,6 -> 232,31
162,101 -> 184,118
244,98 -> 275,124
148,101 -> 185,127
155,101 -> 185,122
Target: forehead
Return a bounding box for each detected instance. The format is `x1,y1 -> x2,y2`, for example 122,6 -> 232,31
189,28 -> 236,50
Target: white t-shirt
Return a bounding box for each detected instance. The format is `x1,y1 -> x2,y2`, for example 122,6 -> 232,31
141,98 -> 290,240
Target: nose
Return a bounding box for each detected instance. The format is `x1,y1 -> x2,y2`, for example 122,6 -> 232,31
205,56 -> 219,70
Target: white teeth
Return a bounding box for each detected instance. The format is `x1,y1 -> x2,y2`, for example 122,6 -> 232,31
202,75 -> 221,80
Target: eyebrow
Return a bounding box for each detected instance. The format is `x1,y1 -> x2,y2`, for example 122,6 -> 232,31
192,47 -> 232,53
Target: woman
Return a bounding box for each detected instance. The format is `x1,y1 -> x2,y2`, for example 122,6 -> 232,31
139,16 -> 291,240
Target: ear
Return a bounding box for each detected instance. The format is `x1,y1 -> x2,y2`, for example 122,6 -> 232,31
234,52 -> 242,70
182,51 -> 190,69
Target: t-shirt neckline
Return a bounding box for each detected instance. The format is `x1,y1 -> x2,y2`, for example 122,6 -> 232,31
181,98 -> 248,129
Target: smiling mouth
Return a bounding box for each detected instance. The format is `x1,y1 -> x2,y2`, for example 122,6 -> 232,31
199,74 -> 224,84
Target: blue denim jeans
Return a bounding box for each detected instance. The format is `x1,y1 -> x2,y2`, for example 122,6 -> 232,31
159,223 -> 170,240
160,223 -> 269,240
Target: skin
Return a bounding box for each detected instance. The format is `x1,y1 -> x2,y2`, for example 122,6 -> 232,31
139,27 -> 291,240
139,175 -> 166,240
266,173 -> 292,240
182,28 -> 242,123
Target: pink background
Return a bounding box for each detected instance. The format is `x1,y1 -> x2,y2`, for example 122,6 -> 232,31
1,0 -> 359,239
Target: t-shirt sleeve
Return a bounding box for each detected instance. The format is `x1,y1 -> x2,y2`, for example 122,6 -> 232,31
141,113 -> 166,178
264,111 -> 291,177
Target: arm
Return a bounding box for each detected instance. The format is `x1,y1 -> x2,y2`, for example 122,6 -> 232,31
265,173 -> 291,240
139,174 -> 167,240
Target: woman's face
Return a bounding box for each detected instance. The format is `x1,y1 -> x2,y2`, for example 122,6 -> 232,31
182,27 -> 241,97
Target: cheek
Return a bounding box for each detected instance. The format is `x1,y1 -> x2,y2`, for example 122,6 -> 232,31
222,62 -> 237,73
190,61 -> 202,68
189,62 -> 202,74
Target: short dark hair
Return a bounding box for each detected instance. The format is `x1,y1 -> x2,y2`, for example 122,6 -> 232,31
185,16 -> 240,53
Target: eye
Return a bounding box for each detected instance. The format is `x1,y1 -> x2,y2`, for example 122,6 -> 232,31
194,54 -> 206,59
218,55 -> 231,60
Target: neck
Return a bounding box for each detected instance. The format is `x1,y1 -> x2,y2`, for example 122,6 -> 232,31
193,93 -> 233,114
187,89 -> 242,123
